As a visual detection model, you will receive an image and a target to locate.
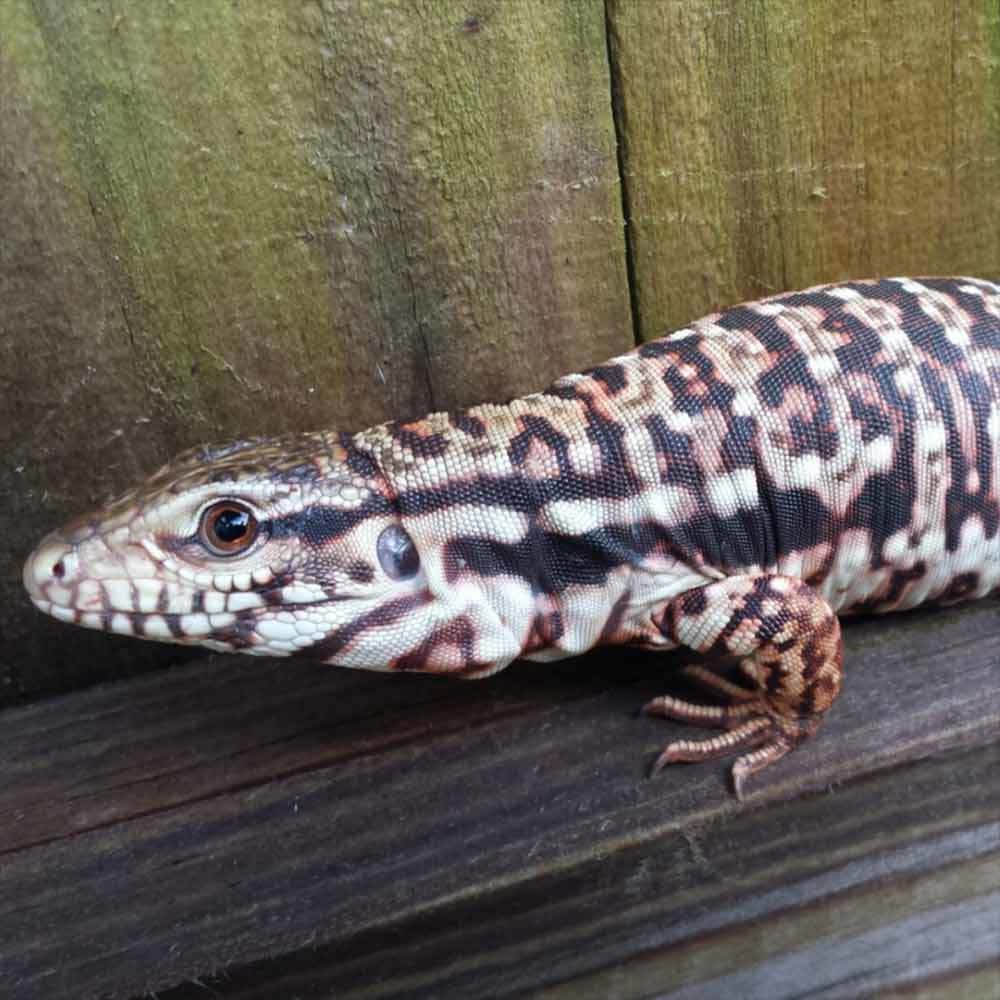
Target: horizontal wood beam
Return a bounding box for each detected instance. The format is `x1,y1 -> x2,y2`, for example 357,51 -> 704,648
2,599 -> 998,998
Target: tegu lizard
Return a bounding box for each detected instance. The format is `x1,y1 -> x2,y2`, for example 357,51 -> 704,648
23,277 -> 1000,795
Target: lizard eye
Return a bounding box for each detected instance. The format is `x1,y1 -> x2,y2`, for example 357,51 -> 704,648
200,501 -> 258,556
377,525 -> 420,580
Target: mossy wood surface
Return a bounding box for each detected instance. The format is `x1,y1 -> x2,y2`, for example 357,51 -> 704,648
1,0 -> 630,701
5,1 -> 1000,700
608,0 -> 1000,338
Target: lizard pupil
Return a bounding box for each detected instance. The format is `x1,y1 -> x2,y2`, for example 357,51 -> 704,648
377,525 -> 420,580
201,502 -> 258,555
215,509 -> 249,541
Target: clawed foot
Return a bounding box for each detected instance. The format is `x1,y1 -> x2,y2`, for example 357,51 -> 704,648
644,665 -> 818,799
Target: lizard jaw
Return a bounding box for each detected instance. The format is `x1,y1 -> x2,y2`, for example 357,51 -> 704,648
23,530 -> 264,641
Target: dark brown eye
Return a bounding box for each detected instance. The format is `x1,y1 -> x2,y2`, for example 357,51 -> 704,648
200,501 -> 258,556
377,525 -> 420,580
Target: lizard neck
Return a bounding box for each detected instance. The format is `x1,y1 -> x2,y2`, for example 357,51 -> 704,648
350,381 -> 695,664
351,394 -> 616,666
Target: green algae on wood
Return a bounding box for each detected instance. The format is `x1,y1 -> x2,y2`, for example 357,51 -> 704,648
608,0 -> 1000,339
0,0 -> 630,702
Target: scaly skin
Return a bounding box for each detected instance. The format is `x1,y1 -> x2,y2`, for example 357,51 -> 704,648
23,277 -> 1000,794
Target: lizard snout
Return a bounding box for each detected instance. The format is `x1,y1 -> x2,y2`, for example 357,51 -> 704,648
23,535 -> 79,604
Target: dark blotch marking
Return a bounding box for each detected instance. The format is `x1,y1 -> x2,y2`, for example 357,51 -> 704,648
445,521 -> 669,595
666,483 -> 834,574
269,462 -> 321,485
645,414 -> 705,490
720,415 -> 759,473
509,415 -> 573,476
846,380 -> 896,444
527,608 -> 565,651
303,591 -> 433,662
939,571 -> 980,605
585,363 -> 628,395
715,305 -> 794,353
339,432 -> 382,478
397,476 -> 540,517
392,617 -> 478,673
390,426 -> 450,460
583,405 -> 639,486
659,336 -> 736,415
269,496 -> 393,545
454,413 -> 487,439
206,613 -> 260,650
444,529 -> 604,593
883,561 -> 927,606
637,338 -> 674,360
848,469 -> 914,565
259,586 -> 289,607
165,614 -> 186,639
348,561 -> 375,584
679,588 -> 707,616
541,381 -> 579,401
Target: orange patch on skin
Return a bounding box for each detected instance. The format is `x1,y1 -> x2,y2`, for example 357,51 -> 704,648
522,438 -> 560,479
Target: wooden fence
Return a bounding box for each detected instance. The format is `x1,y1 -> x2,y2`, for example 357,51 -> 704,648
3,1 -> 999,698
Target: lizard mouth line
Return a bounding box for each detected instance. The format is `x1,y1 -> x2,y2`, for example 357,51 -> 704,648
29,590 -> 353,643
28,596 -> 275,641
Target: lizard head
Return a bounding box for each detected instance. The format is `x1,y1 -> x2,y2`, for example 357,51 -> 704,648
23,429 -> 522,676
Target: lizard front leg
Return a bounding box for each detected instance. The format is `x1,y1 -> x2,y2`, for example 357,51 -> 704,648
646,574 -> 843,797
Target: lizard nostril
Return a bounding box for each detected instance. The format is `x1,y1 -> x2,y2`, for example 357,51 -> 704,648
24,540 -> 78,598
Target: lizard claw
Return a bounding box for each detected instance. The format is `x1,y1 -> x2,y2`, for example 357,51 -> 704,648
646,686 -> 820,798
650,720 -> 792,799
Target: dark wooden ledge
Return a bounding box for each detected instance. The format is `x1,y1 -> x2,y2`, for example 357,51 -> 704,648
2,600 -> 999,999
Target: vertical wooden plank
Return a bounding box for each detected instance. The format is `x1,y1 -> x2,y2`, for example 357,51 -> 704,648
0,0 -> 631,702
608,0 -> 1000,339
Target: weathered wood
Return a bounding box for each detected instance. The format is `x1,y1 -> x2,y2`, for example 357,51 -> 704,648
607,0 -> 1000,339
0,0 -> 630,703
1,600 -> 997,999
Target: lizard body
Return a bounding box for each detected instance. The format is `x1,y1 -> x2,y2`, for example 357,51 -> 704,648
24,277 -> 1000,793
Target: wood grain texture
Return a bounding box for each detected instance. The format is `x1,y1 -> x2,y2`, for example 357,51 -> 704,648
1,599 -> 997,999
0,0 -> 630,703
607,0 -> 1000,339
